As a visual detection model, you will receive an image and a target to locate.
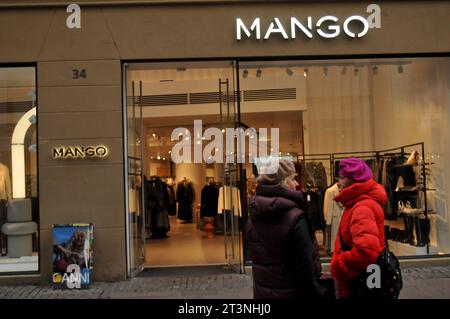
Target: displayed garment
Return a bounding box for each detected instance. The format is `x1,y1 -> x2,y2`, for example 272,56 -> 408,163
305,162 -> 327,188
323,183 -> 343,252
304,188 -> 325,231
145,176 -> 170,238
365,159 -> 379,183
217,185 -> 242,216
200,183 -> 220,218
166,183 -> 177,216
300,162 -> 327,232
0,163 -> 12,201
176,179 -> 194,222
0,163 -> 11,256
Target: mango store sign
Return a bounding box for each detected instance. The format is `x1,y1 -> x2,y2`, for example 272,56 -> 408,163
236,4 -> 381,40
52,146 -> 109,159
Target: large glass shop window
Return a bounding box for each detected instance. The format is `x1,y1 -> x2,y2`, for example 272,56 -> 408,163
240,57 -> 450,259
0,66 -> 38,273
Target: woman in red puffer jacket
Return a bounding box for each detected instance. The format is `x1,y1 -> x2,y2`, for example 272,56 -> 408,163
331,157 -> 387,299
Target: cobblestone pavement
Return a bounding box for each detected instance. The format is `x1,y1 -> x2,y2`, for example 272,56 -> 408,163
0,266 -> 449,299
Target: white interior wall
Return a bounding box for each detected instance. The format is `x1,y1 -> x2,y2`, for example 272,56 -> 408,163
371,60 -> 450,253
304,65 -> 374,155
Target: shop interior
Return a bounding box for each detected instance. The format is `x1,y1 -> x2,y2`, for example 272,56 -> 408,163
126,57 -> 450,269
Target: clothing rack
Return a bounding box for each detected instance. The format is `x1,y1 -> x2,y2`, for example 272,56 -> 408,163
331,142 -> 432,254
298,153 -> 333,188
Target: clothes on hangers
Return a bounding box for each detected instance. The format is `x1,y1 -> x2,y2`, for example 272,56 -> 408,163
323,183 -> 343,253
0,163 -> 12,201
200,182 -> 220,218
0,163 -> 11,256
145,176 -> 170,238
300,161 -> 328,232
218,185 -> 242,216
305,162 -> 327,189
304,187 -> 326,231
176,179 -> 195,222
166,181 -> 177,216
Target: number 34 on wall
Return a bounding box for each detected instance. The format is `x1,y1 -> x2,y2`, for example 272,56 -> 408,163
72,69 -> 87,79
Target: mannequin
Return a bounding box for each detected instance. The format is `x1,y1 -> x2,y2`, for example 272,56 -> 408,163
0,162 -> 12,201
0,162 -> 12,256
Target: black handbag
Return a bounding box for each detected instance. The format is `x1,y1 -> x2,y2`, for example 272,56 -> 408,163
339,229 -> 403,299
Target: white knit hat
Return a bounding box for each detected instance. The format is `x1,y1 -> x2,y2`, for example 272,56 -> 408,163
256,159 -> 296,185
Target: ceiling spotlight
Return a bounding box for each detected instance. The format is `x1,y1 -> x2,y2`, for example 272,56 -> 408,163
256,69 -> 262,78
168,150 -> 171,154
286,68 -> 293,76
163,158 -> 166,161
303,68 -> 308,78
323,67 -> 328,77
372,66 -> 378,75
341,66 -> 347,75
398,65 -> 404,74
354,67 -> 359,76
152,133 -> 156,138
243,69 -> 248,78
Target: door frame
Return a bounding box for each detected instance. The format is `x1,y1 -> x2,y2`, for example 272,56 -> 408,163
122,59 -> 247,277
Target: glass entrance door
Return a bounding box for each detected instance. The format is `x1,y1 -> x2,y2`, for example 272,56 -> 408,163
124,60 -> 244,273
124,69 -> 146,277
219,64 -> 243,273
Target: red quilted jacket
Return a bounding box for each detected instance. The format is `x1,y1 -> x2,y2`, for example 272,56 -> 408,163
330,179 -> 387,298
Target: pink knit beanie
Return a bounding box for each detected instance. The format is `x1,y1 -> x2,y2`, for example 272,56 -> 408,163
339,157 -> 373,182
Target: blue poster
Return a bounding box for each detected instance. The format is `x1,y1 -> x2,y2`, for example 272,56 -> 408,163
52,224 -> 93,288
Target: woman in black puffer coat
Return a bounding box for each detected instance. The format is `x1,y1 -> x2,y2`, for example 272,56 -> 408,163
247,159 -> 330,299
